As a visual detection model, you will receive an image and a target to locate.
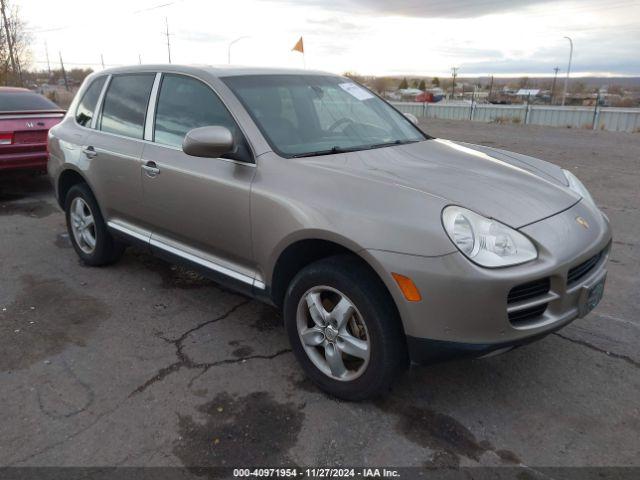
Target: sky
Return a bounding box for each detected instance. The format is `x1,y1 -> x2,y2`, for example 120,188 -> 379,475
19,0 -> 640,77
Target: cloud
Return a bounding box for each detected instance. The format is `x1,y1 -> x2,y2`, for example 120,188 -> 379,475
174,30 -> 226,43
281,0 -> 556,18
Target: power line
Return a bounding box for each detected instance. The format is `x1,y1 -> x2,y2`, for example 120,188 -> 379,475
25,0 -> 191,33
133,0 -> 186,14
31,59 -> 123,67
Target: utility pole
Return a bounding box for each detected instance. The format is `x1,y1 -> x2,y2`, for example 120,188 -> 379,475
551,66 -> 559,104
100,54 -> 105,69
138,54 -> 142,65
488,75 -> 494,102
59,51 -> 69,91
561,36 -> 573,106
45,41 -> 51,77
0,0 -> 20,86
450,67 -> 458,100
164,17 -> 172,64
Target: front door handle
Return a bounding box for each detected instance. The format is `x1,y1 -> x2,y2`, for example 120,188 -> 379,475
142,161 -> 160,177
82,146 -> 97,159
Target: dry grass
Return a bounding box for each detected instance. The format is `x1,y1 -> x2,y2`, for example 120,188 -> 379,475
45,88 -> 77,110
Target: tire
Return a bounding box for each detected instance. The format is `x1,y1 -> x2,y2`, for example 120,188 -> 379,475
64,183 -> 125,266
284,255 -> 408,400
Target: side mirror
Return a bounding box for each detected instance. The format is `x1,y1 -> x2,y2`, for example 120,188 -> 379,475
404,112 -> 419,125
182,126 -> 234,158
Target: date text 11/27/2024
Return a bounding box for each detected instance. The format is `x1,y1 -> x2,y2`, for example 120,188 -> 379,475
232,468 -> 401,478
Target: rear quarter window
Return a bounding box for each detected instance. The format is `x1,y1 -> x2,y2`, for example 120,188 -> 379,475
75,77 -> 107,127
0,91 -> 60,112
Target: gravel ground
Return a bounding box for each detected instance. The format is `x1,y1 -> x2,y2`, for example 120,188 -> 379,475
0,119 -> 638,474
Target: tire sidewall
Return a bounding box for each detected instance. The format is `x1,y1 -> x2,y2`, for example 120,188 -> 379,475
64,184 -> 114,266
284,258 -> 404,400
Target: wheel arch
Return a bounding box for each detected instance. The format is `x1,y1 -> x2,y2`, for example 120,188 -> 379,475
268,234 -> 403,332
56,167 -> 89,208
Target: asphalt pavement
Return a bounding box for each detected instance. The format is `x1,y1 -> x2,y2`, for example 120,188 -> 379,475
0,119 -> 638,474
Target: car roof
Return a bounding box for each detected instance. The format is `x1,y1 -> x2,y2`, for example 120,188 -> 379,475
94,64 -> 337,78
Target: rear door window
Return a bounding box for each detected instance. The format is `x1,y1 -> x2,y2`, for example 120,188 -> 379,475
75,76 -> 106,127
154,74 -> 238,148
99,74 -> 155,139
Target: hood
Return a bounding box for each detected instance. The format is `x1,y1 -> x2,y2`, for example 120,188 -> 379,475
306,138 -> 580,229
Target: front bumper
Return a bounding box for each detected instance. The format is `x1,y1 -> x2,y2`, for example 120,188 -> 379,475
363,199 -> 612,363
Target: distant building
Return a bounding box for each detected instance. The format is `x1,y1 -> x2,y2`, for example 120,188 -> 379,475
398,88 -> 423,98
515,89 -> 541,97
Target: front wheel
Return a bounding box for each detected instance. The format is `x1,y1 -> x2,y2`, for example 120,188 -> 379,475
284,255 -> 407,400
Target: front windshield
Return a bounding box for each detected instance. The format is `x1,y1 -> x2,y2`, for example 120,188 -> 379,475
222,74 -> 427,158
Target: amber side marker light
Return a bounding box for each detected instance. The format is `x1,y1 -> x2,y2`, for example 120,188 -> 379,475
391,273 -> 422,302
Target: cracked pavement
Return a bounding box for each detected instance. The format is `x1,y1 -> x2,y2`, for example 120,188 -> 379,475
0,119 -> 638,471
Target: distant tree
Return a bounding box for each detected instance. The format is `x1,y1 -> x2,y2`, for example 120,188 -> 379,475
431,77 -> 440,87
518,77 -> 530,89
418,79 -> 426,90
608,85 -> 624,95
48,68 -> 90,84
570,81 -> 588,94
399,77 -> 408,89
68,68 -> 93,83
372,76 -> 391,94
507,79 -> 520,89
343,71 -> 365,84
538,80 -> 552,90
0,0 -> 31,86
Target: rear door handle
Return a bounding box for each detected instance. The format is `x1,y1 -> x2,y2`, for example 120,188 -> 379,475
142,161 -> 160,177
82,146 -> 97,159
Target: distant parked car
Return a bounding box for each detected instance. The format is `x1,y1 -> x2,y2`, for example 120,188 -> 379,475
0,87 -> 65,173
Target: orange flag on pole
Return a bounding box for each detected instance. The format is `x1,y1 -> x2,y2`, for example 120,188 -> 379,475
292,37 -> 304,54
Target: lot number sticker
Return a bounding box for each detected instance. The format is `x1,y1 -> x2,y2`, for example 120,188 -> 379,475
339,82 -> 374,100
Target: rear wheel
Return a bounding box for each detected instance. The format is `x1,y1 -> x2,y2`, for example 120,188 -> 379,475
284,255 -> 407,400
65,183 -> 125,266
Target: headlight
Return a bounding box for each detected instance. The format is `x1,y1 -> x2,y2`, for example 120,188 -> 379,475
563,169 -> 595,205
442,206 -> 537,267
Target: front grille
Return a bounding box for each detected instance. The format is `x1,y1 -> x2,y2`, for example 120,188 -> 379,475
507,277 -> 550,304
567,250 -> 603,286
508,304 -> 548,325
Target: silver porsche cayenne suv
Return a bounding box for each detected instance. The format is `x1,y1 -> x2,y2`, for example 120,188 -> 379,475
48,65 -> 612,400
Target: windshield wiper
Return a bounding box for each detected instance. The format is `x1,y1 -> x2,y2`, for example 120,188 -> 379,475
291,139 -> 421,158
291,145 -> 362,158
366,139 -> 420,150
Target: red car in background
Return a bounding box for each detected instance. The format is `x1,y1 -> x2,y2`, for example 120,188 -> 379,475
0,87 -> 65,173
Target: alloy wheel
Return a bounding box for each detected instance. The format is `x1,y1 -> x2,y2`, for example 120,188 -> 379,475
69,197 -> 97,255
296,285 -> 371,381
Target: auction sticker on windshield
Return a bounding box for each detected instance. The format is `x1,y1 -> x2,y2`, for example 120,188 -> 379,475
339,82 -> 374,100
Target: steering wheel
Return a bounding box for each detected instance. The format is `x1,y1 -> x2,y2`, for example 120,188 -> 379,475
328,117 -> 355,132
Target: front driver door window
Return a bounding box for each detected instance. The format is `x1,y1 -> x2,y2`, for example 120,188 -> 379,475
141,74 -> 256,284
